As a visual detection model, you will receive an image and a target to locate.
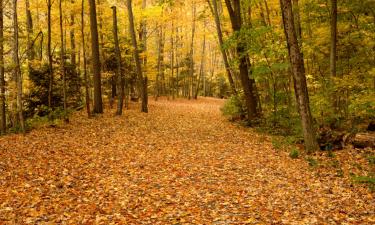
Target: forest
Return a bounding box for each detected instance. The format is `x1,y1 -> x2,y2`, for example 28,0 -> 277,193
0,0 -> 374,223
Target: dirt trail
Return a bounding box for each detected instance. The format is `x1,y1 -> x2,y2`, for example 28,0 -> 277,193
0,98 -> 373,224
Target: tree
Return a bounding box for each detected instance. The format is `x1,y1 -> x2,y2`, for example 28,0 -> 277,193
59,0 -> 67,121
81,0 -> 91,117
111,6 -> 124,116
47,0 -> 53,108
207,0 -> 237,95
12,0 -> 25,133
224,0 -> 259,122
126,0 -> 148,113
280,0 -> 319,152
330,0 -> 337,78
0,0 -> 5,134
88,0 -> 103,113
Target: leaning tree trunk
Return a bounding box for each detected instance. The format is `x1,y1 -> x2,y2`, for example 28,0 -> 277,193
224,0 -> 259,122
126,0 -> 148,113
112,6 -> 124,115
12,0 -> 25,133
280,0 -> 319,152
88,0 -> 103,113
207,0 -> 237,95
81,0 -> 91,117
0,0 -> 5,134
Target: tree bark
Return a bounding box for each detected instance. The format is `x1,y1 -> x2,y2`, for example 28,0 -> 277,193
59,0 -> 67,121
188,2 -> 196,100
81,0 -> 91,117
224,0 -> 259,122
0,0 -> 5,134
126,0 -> 147,113
112,6 -> 124,115
70,0 -> 76,67
12,0 -> 25,133
25,0 -> 34,63
88,0 -> 103,113
330,0 -> 337,78
280,0 -> 319,152
194,21 -> 206,99
207,0 -> 237,95
47,0 -> 53,108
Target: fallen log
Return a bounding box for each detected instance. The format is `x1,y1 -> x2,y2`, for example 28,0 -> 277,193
351,132 -> 375,149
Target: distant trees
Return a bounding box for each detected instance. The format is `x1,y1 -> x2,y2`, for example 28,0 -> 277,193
0,0 -> 372,153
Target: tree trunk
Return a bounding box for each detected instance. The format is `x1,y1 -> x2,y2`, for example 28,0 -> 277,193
70,0 -> 76,68
280,0 -> 319,152
47,0 -> 53,108
224,0 -> 259,122
25,0 -> 34,63
330,0 -> 337,77
188,2 -> 196,100
292,0 -> 302,41
112,6 -> 124,115
81,0 -> 91,117
88,0 -> 103,113
0,0 -> 5,134
12,0 -> 25,133
194,22 -> 206,99
59,0 -> 67,121
126,0 -> 147,113
207,0 -> 237,95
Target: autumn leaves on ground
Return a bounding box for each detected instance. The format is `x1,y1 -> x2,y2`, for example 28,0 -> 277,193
0,98 -> 373,224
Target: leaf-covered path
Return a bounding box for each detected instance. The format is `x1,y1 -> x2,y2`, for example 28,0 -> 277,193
0,98 -> 373,224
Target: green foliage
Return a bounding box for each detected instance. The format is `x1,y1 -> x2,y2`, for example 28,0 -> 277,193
352,175 -> 375,191
306,157 -> 319,167
289,148 -> 300,159
367,155 -> 375,165
220,95 -> 245,121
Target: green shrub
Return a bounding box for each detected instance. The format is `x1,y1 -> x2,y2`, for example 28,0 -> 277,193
289,148 -> 299,159
306,157 -> 319,167
221,95 -> 245,121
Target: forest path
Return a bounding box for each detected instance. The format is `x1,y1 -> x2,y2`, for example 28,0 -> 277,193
0,98 -> 373,224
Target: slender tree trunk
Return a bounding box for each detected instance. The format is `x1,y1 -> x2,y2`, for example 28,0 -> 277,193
138,0 -> 147,101
47,0 -> 53,108
224,0 -> 259,122
112,6 -> 124,115
70,0 -> 76,68
126,0 -> 147,113
88,0 -> 103,113
292,0 -> 302,41
170,21 -> 175,99
59,0 -> 67,121
207,0 -> 237,95
330,0 -> 337,78
194,22 -> 206,99
25,0 -> 34,63
13,0 -> 25,133
280,0 -> 319,152
81,0 -> 91,117
188,2 -> 196,100
156,26 -> 165,100
0,0 -> 5,134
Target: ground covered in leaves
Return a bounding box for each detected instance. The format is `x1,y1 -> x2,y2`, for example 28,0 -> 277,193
0,98 -> 374,224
